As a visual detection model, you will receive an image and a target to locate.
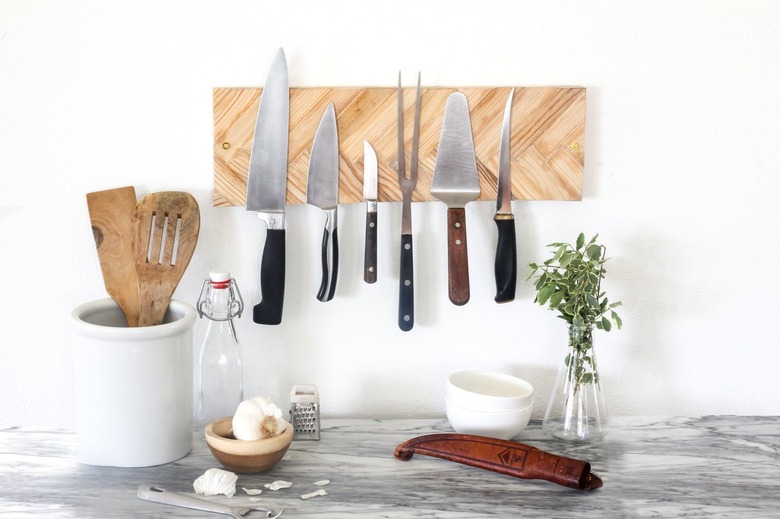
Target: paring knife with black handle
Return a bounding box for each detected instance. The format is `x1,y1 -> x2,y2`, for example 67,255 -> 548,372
494,88 -> 517,303
363,140 -> 378,284
307,103 -> 340,302
246,47 -> 289,325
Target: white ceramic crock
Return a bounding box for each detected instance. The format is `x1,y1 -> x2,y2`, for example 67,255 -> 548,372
71,298 -> 196,467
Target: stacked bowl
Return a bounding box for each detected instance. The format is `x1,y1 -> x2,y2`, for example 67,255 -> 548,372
445,371 -> 534,440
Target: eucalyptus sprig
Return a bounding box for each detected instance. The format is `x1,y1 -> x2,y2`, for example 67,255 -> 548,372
528,233 -> 622,332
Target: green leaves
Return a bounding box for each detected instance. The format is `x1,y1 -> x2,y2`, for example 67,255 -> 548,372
528,233 -> 622,334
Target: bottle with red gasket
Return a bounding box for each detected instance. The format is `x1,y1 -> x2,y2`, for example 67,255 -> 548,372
195,272 -> 244,430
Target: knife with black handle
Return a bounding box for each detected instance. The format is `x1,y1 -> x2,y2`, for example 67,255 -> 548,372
307,103 -> 340,302
246,48 -> 289,325
494,88 -> 517,303
363,140 -> 378,284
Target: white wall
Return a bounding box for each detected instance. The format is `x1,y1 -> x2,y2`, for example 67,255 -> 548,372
2,0 -> 778,428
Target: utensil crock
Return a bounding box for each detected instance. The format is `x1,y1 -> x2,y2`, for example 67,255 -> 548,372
71,298 -> 196,467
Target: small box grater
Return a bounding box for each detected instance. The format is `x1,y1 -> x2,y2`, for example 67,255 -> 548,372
290,385 -> 320,440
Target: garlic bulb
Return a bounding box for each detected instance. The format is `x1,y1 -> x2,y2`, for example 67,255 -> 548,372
232,396 -> 287,440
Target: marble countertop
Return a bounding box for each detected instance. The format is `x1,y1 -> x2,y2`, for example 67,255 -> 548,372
1,416 -> 779,518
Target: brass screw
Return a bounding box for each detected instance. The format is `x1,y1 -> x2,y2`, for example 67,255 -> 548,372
222,142 -> 231,150
570,142 -> 581,151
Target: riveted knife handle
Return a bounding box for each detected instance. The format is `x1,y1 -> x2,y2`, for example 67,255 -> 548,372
364,210 -> 378,284
394,434 -> 603,491
493,216 -> 517,303
316,209 -> 338,302
446,208 -> 470,306
253,229 -> 285,325
398,234 -> 414,331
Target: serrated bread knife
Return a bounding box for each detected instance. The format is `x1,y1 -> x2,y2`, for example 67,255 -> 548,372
431,92 -> 480,306
246,47 -> 289,325
307,102 -> 340,302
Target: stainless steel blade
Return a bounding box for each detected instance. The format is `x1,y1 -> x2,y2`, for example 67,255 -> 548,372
432,92 -> 479,208
246,47 -> 289,222
363,140 -> 378,202
307,103 -> 339,210
496,88 -> 514,215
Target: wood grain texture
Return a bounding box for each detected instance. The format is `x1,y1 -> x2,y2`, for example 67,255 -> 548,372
446,208 -> 471,306
213,86 -> 585,206
86,186 -> 140,326
132,192 -> 200,327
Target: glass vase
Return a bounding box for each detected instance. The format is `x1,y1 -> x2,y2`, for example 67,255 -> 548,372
543,324 -> 607,441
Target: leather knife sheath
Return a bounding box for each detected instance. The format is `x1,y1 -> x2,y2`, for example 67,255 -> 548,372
394,434 -> 603,491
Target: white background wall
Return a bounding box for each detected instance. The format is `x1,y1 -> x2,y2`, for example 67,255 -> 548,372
2,1 -> 778,428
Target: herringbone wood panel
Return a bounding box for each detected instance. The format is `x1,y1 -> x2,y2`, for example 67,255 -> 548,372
213,86 -> 585,207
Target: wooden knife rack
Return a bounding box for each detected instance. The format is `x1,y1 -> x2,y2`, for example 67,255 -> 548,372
212,86 -> 585,207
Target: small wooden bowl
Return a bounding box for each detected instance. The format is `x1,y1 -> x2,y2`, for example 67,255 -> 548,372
204,418 -> 293,473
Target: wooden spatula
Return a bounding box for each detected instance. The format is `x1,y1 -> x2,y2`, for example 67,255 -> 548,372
132,191 -> 200,327
86,186 -> 140,326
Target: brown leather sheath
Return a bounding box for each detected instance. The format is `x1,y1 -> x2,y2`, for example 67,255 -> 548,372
394,434 -> 603,491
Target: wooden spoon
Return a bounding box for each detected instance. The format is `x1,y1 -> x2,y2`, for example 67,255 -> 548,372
86,186 -> 140,326
132,191 -> 200,327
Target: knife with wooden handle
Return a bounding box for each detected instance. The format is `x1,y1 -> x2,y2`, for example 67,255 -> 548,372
363,140 -> 378,284
494,88 -> 517,303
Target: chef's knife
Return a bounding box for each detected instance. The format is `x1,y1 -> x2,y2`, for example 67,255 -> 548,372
363,140 -> 378,284
494,88 -> 517,303
246,47 -> 289,325
307,102 -> 340,302
432,92 -> 480,306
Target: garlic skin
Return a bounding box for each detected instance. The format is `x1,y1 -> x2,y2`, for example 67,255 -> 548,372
193,468 -> 238,497
232,396 -> 287,441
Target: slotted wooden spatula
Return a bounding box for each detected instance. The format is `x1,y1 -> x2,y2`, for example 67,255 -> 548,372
86,186 -> 140,326
132,191 -> 200,327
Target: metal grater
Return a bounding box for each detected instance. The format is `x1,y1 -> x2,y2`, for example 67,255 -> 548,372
290,385 -> 320,440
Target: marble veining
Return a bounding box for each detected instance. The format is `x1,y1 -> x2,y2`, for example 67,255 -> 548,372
1,417 -> 779,518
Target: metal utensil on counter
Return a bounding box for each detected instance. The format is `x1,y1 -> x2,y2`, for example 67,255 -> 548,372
86,186 -> 140,326
290,384 -> 320,440
431,92 -> 480,306
396,72 -> 421,331
137,485 -> 283,518
246,47 -> 289,325
132,191 -> 200,326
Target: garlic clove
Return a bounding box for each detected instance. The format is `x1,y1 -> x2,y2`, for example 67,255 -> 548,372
193,468 -> 238,497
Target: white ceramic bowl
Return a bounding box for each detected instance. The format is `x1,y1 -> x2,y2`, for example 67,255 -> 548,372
447,371 -> 534,412
445,400 -> 533,440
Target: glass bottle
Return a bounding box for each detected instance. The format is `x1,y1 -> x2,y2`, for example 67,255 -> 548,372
195,272 -> 244,430
543,324 -> 607,441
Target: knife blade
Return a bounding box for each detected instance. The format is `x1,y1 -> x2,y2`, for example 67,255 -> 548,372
431,92 -> 480,306
306,102 -> 340,302
363,140 -> 378,284
494,88 -> 517,303
246,47 -> 289,325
